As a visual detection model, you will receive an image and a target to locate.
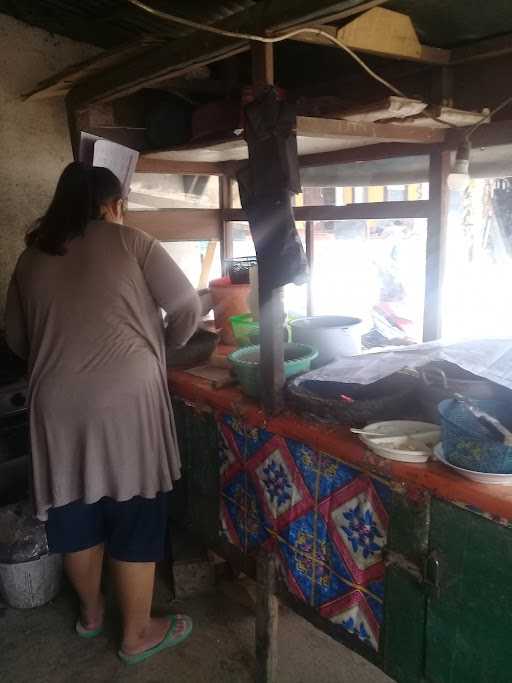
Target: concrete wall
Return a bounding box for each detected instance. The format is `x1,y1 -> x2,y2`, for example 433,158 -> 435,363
0,14 -> 99,318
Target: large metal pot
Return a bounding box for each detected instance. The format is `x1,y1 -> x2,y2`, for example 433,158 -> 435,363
290,316 -> 362,368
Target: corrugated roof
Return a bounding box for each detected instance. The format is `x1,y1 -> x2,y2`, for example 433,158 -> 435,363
387,0 -> 512,49
0,0 -> 257,48
3,1 -> 512,52
4,0 -> 512,51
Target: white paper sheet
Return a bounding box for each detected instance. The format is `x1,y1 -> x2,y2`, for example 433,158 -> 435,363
92,139 -> 138,197
79,133 -> 139,197
302,338 -> 512,390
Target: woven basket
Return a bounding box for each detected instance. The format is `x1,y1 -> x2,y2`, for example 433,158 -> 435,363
286,373 -> 419,427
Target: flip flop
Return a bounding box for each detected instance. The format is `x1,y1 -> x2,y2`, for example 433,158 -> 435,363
118,614 -> 193,666
75,620 -> 104,639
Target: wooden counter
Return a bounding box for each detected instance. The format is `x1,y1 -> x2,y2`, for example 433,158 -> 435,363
168,365 -> 512,683
169,367 -> 512,525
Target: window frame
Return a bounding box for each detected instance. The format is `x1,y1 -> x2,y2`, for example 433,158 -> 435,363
131,148 -> 446,342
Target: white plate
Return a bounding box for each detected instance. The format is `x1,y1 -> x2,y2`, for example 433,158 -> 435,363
433,443 -> 512,486
358,421 -> 440,448
369,443 -> 430,464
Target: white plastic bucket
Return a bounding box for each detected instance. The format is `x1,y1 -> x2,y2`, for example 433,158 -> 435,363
0,553 -> 62,608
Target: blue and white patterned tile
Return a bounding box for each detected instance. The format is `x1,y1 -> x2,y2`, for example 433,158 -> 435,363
333,497 -> 385,571
247,435 -> 315,532
319,476 -> 388,585
317,452 -> 359,502
320,591 -> 381,651
286,439 -> 321,499
222,415 -> 272,461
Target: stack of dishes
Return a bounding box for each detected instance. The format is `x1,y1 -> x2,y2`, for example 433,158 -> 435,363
352,421 -> 440,463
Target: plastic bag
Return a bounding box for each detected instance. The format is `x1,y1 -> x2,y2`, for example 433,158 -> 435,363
0,501 -> 48,564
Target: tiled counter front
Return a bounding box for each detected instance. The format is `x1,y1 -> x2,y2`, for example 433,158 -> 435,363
218,413 -> 391,652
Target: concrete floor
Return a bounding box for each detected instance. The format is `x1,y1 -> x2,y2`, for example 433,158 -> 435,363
2,576 -> 393,683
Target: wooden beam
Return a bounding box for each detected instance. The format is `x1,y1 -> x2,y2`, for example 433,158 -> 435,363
223,200 -> 431,222
299,142 -> 443,167
297,116 -> 446,144
305,221 -> 314,316
249,41 -> 285,416
65,95 -> 81,160
271,0 -> 391,31
252,43 -> 275,89
68,1 -> 367,108
423,149 -> 450,342
445,120 -> 512,150
68,42 -> 248,109
255,554 -> 279,683
219,176 -> 233,273
287,15 -> 450,65
125,209 -> 221,241
198,242 -> 218,289
136,156 -> 226,176
451,33 -> 512,65
23,38 -> 162,101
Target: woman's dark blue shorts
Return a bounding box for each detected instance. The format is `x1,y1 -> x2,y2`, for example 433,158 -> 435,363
46,493 -> 171,562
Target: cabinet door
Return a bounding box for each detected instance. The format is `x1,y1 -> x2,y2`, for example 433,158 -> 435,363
383,490 -> 430,683
172,400 -> 220,545
426,499 -> 512,683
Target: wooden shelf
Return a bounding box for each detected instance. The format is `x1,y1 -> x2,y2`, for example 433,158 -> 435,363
141,116 -> 446,165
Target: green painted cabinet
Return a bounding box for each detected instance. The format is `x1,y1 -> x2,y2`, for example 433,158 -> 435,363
385,495 -> 512,683
425,499 -> 512,683
383,490 -> 429,683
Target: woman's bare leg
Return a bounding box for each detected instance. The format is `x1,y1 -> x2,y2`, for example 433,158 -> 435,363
64,544 -> 105,630
110,559 -> 170,654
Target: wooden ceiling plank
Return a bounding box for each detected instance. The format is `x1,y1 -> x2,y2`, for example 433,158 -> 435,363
124,208 -> 220,241
296,116 -> 446,144
23,38 -> 163,101
222,199 -> 431,222
136,156 -> 226,175
451,33 -> 512,64
67,0 -> 391,108
299,141 -> 443,167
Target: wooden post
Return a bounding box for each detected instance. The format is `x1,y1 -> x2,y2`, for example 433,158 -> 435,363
305,220 -> 314,316
219,175 -> 233,275
251,42 -> 285,414
423,148 -> 450,341
251,43 -> 274,89
65,95 -> 81,160
255,553 -> 279,683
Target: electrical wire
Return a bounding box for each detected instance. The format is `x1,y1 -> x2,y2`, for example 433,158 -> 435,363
465,94 -> 512,141
127,0 -> 406,97
128,0 -> 512,140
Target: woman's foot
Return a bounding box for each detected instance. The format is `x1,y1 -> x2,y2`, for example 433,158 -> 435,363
78,595 -> 105,633
121,616 -> 188,656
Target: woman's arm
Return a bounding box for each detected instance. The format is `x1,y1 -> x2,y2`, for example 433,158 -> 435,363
143,241 -> 201,348
4,272 -> 29,360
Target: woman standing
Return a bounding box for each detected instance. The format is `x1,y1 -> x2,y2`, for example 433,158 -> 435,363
5,162 -> 200,664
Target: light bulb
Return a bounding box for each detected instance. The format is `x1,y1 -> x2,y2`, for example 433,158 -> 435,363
447,141 -> 471,192
447,171 -> 470,192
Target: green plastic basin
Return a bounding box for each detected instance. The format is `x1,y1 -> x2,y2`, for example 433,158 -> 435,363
228,343 -> 318,398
